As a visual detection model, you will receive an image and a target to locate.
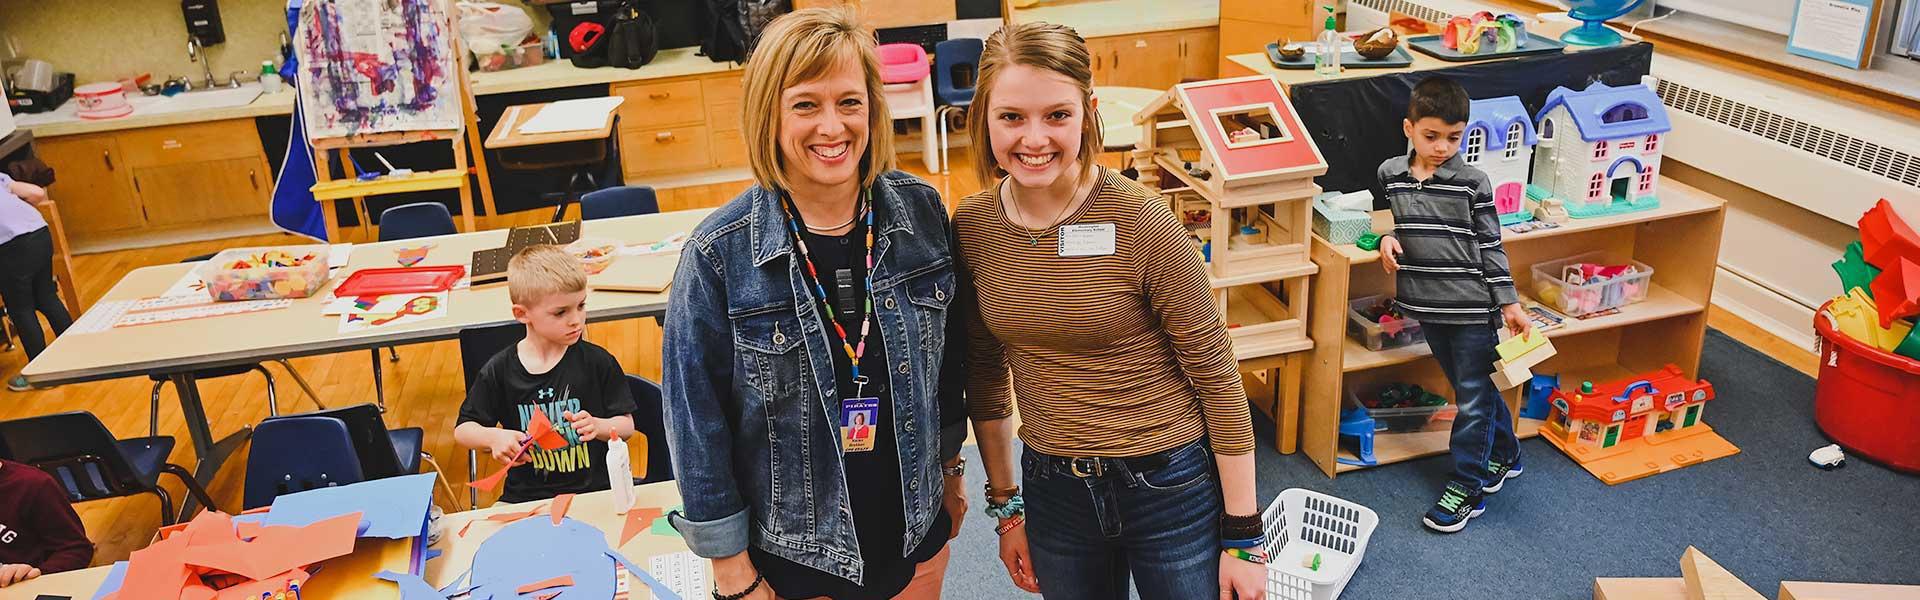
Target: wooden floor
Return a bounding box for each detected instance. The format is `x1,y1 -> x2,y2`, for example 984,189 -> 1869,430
0,147 -> 1816,566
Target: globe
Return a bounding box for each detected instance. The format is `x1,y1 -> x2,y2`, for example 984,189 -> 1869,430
1562,0 -> 1646,46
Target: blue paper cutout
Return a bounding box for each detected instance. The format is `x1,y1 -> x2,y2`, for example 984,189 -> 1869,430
424,548 -> 443,563
375,569 -> 449,600
264,473 -> 435,539
89,561 -> 128,600
466,518 -> 616,600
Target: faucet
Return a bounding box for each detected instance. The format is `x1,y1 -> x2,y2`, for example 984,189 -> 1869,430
187,36 -> 216,91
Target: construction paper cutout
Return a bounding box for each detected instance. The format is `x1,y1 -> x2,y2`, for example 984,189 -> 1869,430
409,518 -> 431,576
180,510 -> 233,544
527,409 -> 568,451
424,548 -> 442,562
458,520 -> 474,538
606,549 -> 682,600
183,512 -> 360,582
375,570 -> 449,600
484,503 -> 546,523
117,536 -> 192,600
618,506 -> 664,547
211,568 -> 309,600
550,494 -> 575,525
181,583 -> 216,600
654,505 -> 683,538
265,473 -> 436,539
438,569 -> 472,596
466,518 -> 616,600
467,464 -> 512,492
89,561 -> 128,600
517,574 -> 574,594
537,593 -> 560,600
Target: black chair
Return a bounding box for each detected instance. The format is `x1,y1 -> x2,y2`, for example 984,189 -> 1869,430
0,411 -> 217,525
580,186 -> 660,220
151,253 -> 323,435
301,403 -> 424,479
626,374 -> 673,484
242,415 -> 364,510
458,322 -> 526,509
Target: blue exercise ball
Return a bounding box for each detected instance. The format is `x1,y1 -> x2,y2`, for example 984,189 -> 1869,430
1562,0 -> 1646,46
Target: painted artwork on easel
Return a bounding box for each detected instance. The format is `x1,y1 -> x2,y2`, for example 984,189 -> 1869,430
296,0 -> 461,138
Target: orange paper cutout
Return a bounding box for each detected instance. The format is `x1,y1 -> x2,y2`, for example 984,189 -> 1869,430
485,503 -> 547,524
468,411 -> 569,492
468,464 -> 512,492
517,574 -> 575,594
117,536 -> 193,600
537,593 -> 561,600
183,512 -> 361,582
458,520 -> 475,538
550,493 -> 575,525
618,506 -> 665,547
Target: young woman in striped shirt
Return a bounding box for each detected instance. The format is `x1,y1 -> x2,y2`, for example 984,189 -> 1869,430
954,22 -> 1267,600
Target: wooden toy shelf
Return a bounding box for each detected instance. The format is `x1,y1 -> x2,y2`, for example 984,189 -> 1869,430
1298,179 -> 1727,477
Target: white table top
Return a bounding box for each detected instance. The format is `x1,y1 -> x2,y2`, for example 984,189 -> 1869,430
1094,86 -> 1165,150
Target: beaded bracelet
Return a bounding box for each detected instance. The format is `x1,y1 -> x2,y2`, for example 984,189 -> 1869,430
1220,535 -> 1266,550
984,494 -> 1025,520
995,515 -> 1026,536
1224,548 -> 1268,565
712,573 -> 765,600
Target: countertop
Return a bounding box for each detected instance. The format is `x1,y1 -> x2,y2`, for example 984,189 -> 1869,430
22,46 -> 742,139
1013,0 -> 1220,38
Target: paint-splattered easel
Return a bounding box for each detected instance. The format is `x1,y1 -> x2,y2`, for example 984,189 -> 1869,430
299,0 -> 497,243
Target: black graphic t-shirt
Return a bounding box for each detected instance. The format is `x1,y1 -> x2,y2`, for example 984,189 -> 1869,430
458,341 -> 637,503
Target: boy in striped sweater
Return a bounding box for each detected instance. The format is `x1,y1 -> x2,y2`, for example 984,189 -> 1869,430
1373,77 -> 1535,534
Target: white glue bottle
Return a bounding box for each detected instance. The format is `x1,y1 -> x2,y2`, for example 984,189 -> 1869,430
608,435 -> 637,514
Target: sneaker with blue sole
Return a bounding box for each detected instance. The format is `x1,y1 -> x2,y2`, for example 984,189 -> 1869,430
1483,458 -> 1524,494
1423,481 -> 1485,533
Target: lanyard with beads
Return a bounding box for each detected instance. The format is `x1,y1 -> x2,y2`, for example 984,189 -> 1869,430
780,191 -> 877,397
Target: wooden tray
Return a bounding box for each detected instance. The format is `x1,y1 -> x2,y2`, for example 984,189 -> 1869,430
1404,33 -> 1566,62
331,265 -> 466,298
1265,43 -> 1414,69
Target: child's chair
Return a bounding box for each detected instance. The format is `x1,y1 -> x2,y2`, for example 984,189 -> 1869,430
877,43 -> 940,172
933,38 -> 983,175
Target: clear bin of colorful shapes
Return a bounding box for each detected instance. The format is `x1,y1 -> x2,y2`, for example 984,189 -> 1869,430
1347,294 -> 1426,351
196,246 -> 331,301
1530,252 -> 1653,317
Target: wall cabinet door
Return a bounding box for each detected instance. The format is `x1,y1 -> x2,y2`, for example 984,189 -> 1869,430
1179,28 -> 1219,82
134,157 -> 272,227
34,134 -> 145,234
1088,37 -> 1114,85
1108,34 -> 1182,89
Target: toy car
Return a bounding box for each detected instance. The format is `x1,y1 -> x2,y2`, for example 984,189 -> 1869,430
1809,444 -> 1846,470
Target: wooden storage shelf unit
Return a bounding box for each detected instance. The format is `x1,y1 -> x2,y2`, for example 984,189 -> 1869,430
1299,179 -> 1727,476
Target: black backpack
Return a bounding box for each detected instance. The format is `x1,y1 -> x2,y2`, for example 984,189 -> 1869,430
607,3 -> 659,68
702,0 -> 747,63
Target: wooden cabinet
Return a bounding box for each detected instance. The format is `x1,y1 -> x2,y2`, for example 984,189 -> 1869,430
1221,0 -> 1324,75
613,72 -> 746,179
1087,27 -> 1218,89
34,135 -> 143,235
32,118 -> 270,240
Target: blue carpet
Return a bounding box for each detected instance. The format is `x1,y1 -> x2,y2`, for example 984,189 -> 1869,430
1248,328 -> 1920,598
940,328 -> 1920,598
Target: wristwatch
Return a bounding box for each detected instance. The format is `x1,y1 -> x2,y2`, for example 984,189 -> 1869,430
942,456 -> 966,478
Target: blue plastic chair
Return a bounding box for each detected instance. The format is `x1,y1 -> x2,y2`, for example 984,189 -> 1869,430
580,186 -> 661,220
244,415 -> 365,510
302,403 -> 424,479
626,374 -> 673,484
378,202 -> 458,241
0,411 -> 218,525
933,38 -> 983,174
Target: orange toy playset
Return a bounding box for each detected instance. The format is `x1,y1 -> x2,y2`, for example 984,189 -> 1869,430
1541,364 -> 1741,484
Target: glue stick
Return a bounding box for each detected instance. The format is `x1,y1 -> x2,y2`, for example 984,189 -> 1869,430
608,436 -> 636,514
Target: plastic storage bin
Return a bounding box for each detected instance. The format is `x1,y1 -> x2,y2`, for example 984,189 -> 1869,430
1530,252 -> 1654,317
1366,404 -> 1456,433
1262,488 -> 1379,600
1346,295 -> 1425,351
197,246 -> 331,301
1813,300 -> 1920,474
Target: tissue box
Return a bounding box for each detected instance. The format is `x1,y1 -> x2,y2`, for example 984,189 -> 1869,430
1313,197 -> 1373,244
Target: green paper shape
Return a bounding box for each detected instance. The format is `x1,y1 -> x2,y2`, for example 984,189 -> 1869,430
653,505 -> 682,537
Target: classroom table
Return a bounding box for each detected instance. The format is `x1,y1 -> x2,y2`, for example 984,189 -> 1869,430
5,483 -> 696,598
19,208 -> 713,518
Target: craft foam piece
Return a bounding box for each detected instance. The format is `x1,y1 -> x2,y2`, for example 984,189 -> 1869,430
1870,257 -> 1920,326
1594,578 -> 1687,600
1779,581 -> 1920,600
265,473 -> 436,539
89,561 -> 128,600
376,570 -> 450,600
1679,547 -> 1766,600
619,506 -> 665,547
550,493 -> 575,525
517,574 -> 575,594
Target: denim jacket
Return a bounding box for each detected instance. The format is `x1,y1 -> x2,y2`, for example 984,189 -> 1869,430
662,171 -> 968,585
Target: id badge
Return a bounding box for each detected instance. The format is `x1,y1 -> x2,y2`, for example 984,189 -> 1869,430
1059,223 -> 1116,257
839,397 -> 879,453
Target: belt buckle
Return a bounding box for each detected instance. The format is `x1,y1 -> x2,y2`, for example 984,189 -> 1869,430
1069,457 -> 1104,478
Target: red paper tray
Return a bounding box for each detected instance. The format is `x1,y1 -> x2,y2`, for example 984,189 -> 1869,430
331,265 -> 466,298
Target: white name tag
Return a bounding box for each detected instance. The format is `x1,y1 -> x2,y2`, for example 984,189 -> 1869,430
1058,223 -> 1116,257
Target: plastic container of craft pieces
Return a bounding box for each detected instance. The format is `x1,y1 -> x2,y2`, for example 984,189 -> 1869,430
1262,488 -> 1379,600
1346,295 -> 1426,351
197,245 -> 331,301
1530,252 -> 1654,318
568,237 -> 620,275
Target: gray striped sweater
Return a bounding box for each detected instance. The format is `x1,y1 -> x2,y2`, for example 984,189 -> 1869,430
1371,154 -> 1519,325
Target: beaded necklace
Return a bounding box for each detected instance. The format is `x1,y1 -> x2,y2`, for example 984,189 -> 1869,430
780,191 -> 877,396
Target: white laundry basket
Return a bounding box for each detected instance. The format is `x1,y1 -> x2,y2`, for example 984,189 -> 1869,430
1262,488 -> 1379,600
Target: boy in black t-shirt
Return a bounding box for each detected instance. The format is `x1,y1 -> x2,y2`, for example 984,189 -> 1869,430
456,245 -> 637,503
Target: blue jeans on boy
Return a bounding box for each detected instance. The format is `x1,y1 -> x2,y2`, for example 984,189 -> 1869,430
1423,321 -> 1520,489
1022,438 -> 1222,600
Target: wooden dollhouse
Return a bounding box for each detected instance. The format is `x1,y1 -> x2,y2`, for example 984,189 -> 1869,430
1130,75 -> 1327,363
1540,364 -> 1740,484
1462,95 -> 1538,225
1528,77 -> 1671,219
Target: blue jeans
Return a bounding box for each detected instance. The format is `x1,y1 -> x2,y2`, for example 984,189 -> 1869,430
1423,321 -> 1520,490
1022,438 -> 1221,600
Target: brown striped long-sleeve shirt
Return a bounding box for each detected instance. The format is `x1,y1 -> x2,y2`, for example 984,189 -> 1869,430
955,169 -> 1253,457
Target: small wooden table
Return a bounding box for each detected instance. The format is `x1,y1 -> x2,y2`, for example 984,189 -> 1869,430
486,100 -> 623,222
1092,86 -> 1164,152
21,208 -> 712,517
6,485 -> 694,598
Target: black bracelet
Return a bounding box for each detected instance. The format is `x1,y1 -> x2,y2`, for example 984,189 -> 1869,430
1220,513 -> 1263,540
713,572 -> 764,600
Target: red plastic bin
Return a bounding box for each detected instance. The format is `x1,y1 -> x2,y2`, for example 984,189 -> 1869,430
1813,300 -> 1920,473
